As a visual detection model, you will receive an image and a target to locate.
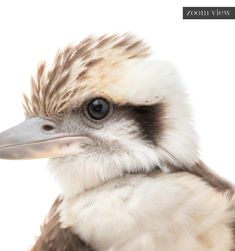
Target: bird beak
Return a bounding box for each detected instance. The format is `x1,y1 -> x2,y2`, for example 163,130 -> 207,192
0,117 -> 87,160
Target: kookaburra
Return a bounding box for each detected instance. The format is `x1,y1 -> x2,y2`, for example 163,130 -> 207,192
0,34 -> 234,251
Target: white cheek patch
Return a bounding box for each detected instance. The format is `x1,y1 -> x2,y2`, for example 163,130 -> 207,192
50,118 -> 197,200
49,121 -> 161,198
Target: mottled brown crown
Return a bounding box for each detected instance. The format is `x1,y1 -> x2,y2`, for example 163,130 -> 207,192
23,34 -> 150,119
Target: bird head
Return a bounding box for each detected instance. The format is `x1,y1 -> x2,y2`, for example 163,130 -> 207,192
0,34 -> 198,196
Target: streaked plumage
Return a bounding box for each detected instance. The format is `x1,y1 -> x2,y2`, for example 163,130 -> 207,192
23,34 -> 149,119
0,34 -> 234,251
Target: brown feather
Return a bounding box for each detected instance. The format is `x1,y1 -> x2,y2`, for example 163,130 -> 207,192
167,160 -> 235,197
31,197 -> 95,251
189,161 -> 234,197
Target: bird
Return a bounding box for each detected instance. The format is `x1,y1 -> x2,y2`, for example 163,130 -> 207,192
0,34 -> 234,251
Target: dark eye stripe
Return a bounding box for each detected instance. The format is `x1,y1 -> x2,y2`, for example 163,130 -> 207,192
131,104 -> 164,143
116,103 -> 164,144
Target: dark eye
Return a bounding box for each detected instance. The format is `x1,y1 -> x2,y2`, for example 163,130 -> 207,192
87,98 -> 110,120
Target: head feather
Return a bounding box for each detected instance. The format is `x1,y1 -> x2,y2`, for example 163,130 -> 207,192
23,34 -> 150,119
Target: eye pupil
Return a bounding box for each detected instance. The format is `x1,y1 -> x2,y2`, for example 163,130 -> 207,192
93,103 -> 103,112
87,98 -> 110,120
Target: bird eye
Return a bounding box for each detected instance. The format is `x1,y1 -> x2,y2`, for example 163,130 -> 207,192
86,98 -> 110,120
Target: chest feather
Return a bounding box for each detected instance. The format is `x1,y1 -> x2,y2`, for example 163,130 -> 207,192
59,173 -> 234,251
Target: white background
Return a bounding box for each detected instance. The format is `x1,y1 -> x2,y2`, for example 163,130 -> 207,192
0,0 -> 234,250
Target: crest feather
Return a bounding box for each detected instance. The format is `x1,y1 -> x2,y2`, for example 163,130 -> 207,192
23,34 -> 150,119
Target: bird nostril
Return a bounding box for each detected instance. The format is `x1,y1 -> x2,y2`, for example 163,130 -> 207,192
42,124 -> 55,131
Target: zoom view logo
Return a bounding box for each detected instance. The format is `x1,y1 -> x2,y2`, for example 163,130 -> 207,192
183,7 -> 235,19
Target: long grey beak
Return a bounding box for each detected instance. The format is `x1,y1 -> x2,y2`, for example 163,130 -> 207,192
0,117 -> 87,160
